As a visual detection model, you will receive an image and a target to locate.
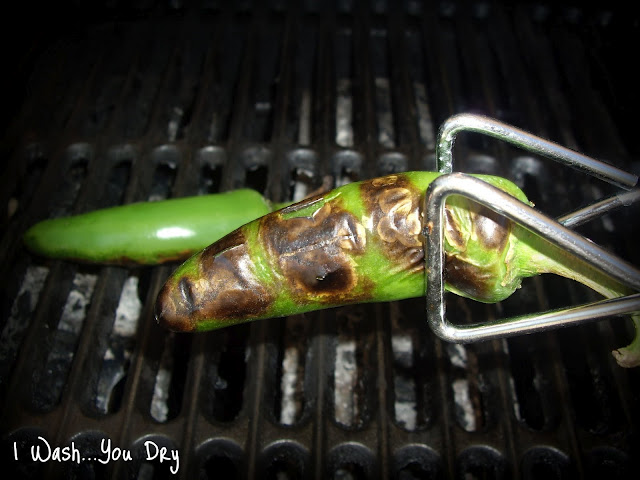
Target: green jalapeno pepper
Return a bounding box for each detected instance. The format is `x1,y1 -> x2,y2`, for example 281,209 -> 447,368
23,189 -> 273,265
154,172 -> 640,367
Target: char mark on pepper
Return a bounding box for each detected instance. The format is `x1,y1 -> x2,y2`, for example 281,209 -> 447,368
155,228 -> 273,331
442,196 -> 514,302
261,201 -> 367,300
360,174 -> 424,275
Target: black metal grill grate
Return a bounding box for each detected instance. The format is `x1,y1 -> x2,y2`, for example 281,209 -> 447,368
1,1 -> 639,479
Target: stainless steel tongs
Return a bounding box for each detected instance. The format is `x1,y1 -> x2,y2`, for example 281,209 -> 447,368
423,113 -> 640,343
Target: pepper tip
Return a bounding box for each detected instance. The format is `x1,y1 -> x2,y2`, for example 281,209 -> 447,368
154,281 -> 196,332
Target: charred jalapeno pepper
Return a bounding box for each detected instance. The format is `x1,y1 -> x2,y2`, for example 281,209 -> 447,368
23,189 -> 273,265
154,171 -> 640,367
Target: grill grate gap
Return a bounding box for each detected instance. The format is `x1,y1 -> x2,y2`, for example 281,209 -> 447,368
0,265 -> 49,392
291,25 -> 318,147
202,26 -> 246,144
504,335 -> 548,431
5,154 -> 48,225
205,326 -> 250,423
388,300 -> 435,432
149,331 -> 192,423
94,273 -> 144,415
288,162 -> 319,203
244,163 -> 270,194
501,282 -> 560,432
243,25 -> 282,143
332,151 -> 362,187
446,298 -> 490,433
101,159 -> 132,207
273,315 -> 310,426
148,154 -> 178,202
32,269 -> 97,411
50,154 -> 89,219
195,146 -> 226,195
239,146 -> 271,193
332,306 -> 375,429
391,328 -> 418,430
557,323 -> 625,435
370,29 -> 395,149
199,161 -> 223,195
164,41 -> 207,143
543,273 -> 627,435
118,26 -> 175,141
404,29 -> 436,151
333,331 -> 360,427
335,29 -> 355,148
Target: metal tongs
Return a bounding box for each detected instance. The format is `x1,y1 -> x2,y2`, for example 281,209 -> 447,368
423,113 -> 640,343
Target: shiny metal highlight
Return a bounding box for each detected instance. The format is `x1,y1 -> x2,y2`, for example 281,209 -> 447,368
558,189 -> 640,228
436,113 -> 638,190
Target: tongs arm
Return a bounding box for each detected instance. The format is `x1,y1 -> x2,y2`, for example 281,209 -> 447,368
436,113 -> 638,189
425,114 -> 640,344
422,173 -> 640,343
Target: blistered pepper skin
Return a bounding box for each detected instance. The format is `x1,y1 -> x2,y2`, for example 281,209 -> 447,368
23,189 -> 272,265
155,172 -> 530,332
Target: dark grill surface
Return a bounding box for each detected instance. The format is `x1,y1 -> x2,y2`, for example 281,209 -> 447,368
1,1 -> 639,479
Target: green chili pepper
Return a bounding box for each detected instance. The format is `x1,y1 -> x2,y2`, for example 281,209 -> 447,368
23,189 -> 273,265
154,171 -> 640,368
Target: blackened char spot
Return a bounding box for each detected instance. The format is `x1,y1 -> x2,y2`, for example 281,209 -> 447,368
261,201 -> 367,302
444,254 -> 493,300
155,281 -> 198,332
212,289 -> 273,320
293,252 -> 354,294
198,228 -> 273,321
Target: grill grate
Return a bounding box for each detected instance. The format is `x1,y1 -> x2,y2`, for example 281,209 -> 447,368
2,1 -> 639,479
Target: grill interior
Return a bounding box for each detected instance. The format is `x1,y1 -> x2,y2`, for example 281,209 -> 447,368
2,1 -> 639,479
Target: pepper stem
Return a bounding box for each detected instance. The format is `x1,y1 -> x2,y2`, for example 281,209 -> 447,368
510,224 -> 640,367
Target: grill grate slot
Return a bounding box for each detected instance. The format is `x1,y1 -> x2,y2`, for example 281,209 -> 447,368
0,265 -> 48,391
204,325 -> 250,424
32,270 -> 98,411
273,315 -> 311,426
93,273 -> 144,416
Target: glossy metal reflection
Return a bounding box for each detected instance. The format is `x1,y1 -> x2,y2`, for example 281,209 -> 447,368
558,189 -> 640,228
436,113 -> 638,190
